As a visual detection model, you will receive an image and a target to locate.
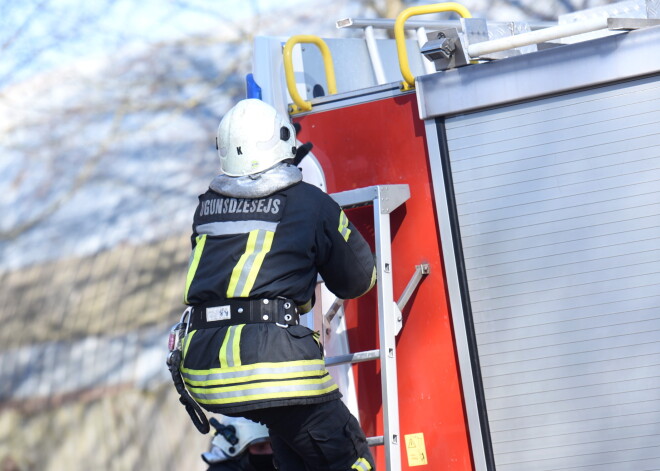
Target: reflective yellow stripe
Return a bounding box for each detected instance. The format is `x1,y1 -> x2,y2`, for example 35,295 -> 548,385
184,235 -> 207,304
338,210 -> 351,241
352,457 -> 372,470
227,231 -> 257,297
182,359 -> 326,375
219,326 -> 232,368
189,376 -> 333,394
356,267 -> 377,297
232,324 -> 244,367
240,230 -> 274,296
188,378 -> 338,405
184,366 -> 328,387
182,359 -> 327,382
298,299 -> 313,314
192,385 -> 339,405
368,266 -> 377,291
182,330 -> 197,362
219,325 -> 245,368
226,230 -> 274,298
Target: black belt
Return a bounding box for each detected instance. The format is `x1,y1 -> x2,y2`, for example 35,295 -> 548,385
189,298 -> 300,330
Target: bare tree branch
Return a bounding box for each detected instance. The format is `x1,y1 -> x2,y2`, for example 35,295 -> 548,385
0,0 -> 51,52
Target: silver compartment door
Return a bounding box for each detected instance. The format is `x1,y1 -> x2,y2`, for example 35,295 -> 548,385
443,75 -> 660,471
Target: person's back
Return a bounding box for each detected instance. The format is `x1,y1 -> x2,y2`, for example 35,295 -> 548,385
184,180 -> 374,318
178,99 -> 376,471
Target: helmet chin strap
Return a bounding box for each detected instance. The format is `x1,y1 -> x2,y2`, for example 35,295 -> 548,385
209,162 -> 302,199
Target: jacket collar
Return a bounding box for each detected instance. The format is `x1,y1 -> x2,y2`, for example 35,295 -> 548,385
209,163 -> 302,198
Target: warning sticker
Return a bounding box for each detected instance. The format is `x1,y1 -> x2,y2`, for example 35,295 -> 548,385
405,433 -> 428,467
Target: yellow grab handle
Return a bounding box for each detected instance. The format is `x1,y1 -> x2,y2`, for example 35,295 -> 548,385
283,35 -> 337,113
395,2 -> 472,90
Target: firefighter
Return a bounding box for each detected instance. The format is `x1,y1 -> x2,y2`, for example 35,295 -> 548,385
202,416 -> 275,471
179,98 -> 376,471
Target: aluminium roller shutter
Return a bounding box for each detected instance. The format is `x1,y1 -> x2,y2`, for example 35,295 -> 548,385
443,75 -> 660,471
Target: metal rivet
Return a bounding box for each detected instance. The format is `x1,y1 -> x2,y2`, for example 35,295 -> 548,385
263,314 -> 269,320
284,302 -> 291,309
238,308 -> 244,313
263,299 -> 269,304
284,314 -> 292,321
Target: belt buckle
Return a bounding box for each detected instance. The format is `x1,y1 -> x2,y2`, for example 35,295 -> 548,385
276,297 -> 298,328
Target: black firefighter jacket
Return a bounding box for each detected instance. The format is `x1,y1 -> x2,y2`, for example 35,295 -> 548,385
180,180 -> 376,414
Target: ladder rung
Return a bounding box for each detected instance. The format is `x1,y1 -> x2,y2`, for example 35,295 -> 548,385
331,184 -> 410,214
366,435 -> 384,447
325,349 -> 380,366
331,186 -> 379,209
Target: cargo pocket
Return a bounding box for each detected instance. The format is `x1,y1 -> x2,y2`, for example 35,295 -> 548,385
308,413 -> 370,471
285,325 -> 324,359
346,415 -> 368,448
284,324 -> 314,338
308,423 -> 353,471
345,415 -> 373,469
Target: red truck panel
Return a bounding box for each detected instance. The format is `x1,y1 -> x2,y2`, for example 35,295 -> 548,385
295,93 -> 473,470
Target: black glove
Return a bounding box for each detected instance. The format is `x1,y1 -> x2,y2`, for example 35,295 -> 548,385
293,142 -> 313,166
292,122 -> 313,166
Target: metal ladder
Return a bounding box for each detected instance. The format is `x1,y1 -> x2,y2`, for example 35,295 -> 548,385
323,184 -> 429,471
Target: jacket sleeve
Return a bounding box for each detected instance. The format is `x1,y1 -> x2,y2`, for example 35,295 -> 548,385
190,218 -> 199,249
315,198 -> 376,299
190,196 -> 202,249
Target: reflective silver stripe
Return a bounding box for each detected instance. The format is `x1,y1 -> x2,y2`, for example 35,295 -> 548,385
225,325 -> 238,367
189,375 -> 337,401
232,230 -> 272,297
197,220 -> 278,236
182,360 -> 326,384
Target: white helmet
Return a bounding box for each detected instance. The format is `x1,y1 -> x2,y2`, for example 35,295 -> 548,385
201,416 -> 270,464
216,99 -> 296,176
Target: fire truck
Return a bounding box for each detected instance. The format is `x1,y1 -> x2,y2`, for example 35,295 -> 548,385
247,1 -> 660,469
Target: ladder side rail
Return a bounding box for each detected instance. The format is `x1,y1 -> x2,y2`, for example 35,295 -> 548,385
374,187 -> 401,471
365,25 -> 388,85
336,17 -> 555,31
327,184 -> 410,470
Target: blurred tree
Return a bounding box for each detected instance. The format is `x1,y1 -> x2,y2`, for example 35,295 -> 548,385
0,1 -> 250,245
0,0 -> 117,89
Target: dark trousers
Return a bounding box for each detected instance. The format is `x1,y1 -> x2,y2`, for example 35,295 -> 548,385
240,399 -> 375,471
